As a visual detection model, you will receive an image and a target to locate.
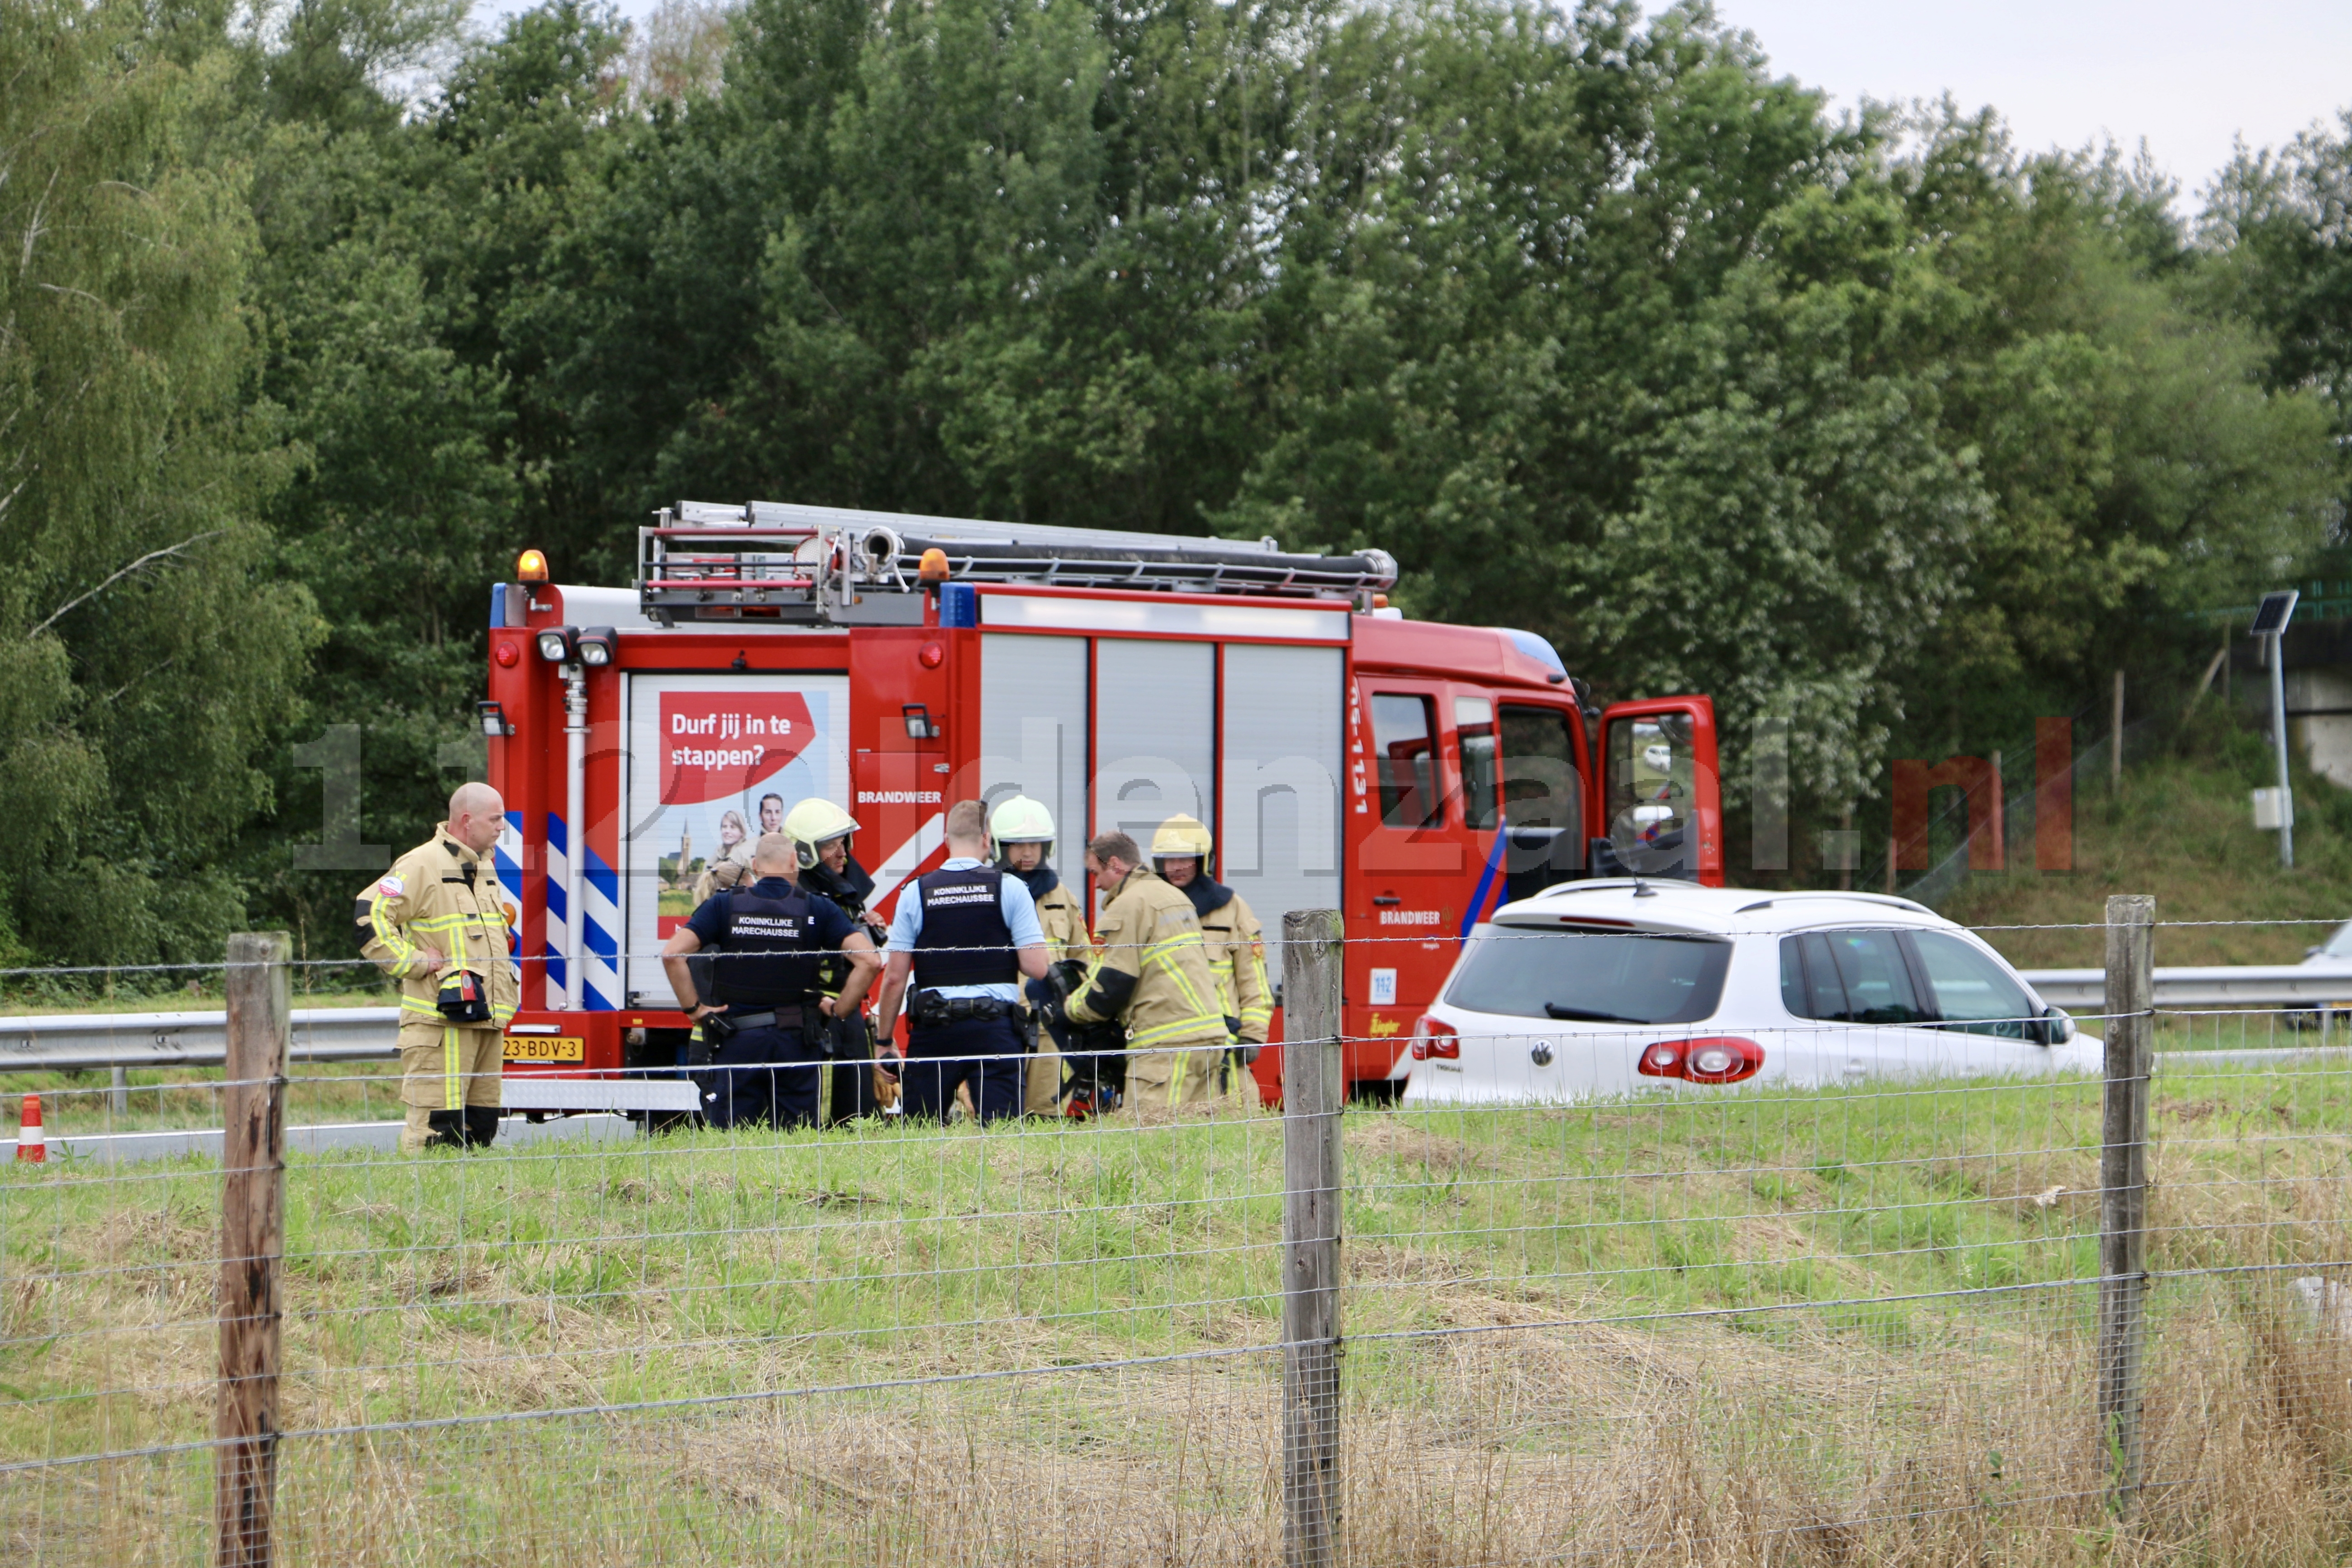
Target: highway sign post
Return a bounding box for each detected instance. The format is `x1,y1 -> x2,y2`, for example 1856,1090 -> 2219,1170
2251,589 -> 2299,868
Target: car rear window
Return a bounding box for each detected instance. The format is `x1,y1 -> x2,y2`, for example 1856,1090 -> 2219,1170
1445,927 -> 1731,1026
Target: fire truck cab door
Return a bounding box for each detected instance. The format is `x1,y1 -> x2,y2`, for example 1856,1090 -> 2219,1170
1489,700 -> 1589,906
1348,680 -> 1466,1075
1594,696 -> 1723,887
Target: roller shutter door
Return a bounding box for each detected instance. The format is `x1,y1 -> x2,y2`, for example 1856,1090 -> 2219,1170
1220,644 -> 1345,981
978,634 -> 1089,867
1094,639 -> 1215,850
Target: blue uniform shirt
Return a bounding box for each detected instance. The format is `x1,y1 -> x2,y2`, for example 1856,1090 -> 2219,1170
685,876 -> 858,950
887,857 -> 1044,1003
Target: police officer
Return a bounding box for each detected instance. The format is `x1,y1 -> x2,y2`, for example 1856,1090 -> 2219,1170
991,796 -> 1090,1116
783,797 -> 890,1122
660,832 -> 880,1129
1150,814 -> 1271,1087
1059,830 -> 1228,1118
871,801 -> 1048,1124
357,782 -> 519,1152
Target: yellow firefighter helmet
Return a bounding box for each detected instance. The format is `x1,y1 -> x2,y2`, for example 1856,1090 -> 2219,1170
1150,814 -> 1214,860
989,795 -> 1056,846
782,798 -> 858,868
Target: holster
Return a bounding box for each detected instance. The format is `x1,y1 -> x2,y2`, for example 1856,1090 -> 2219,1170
825,1008 -> 870,1061
804,992 -> 850,1058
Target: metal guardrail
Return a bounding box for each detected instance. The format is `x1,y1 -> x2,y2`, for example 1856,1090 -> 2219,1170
7,977 -> 2349,1085
0,1007 -> 702,1113
0,1007 -> 399,1072
2020,966 -> 2352,1011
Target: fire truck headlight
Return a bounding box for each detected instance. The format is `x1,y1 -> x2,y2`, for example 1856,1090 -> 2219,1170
575,627 -> 617,667
536,626 -> 577,663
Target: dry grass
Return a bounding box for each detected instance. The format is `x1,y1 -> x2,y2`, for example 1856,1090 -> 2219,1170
2,1062 -> 2351,1564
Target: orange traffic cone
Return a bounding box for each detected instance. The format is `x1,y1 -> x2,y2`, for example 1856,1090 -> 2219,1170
15,1094 -> 42,1163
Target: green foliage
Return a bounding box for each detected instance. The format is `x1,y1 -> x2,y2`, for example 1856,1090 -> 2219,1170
2206,110 -> 2352,472
4,0 -> 2349,963
0,0 -> 315,972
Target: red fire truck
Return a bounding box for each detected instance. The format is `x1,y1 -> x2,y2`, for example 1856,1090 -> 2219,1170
479,501 -> 1721,1109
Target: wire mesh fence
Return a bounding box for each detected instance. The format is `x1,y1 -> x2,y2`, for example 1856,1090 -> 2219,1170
0,904 -> 2348,1565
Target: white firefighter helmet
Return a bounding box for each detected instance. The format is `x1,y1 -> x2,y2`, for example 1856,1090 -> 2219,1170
989,794 -> 1056,847
1150,814 -> 1214,860
782,798 -> 858,869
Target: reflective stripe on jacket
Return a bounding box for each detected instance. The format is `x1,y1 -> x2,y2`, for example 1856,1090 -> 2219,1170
356,827 -> 519,1027
1197,888 -> 1270,1044
1034,883 -> 1089,963
1066,866 -> 1225,1048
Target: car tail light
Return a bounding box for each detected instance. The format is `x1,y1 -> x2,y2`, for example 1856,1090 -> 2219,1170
1639,1035 -> 1763,1084
1410,1016 -> 1460,1060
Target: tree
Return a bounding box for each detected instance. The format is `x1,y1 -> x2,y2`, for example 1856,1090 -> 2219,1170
2203,112 -> 2352,523
0,0 -> 316,973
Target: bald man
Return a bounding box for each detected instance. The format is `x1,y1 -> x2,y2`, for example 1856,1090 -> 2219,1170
357,782 -> 521,1152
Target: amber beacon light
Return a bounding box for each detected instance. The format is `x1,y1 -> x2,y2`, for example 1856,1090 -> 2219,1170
516,548 -> 550,584
917,547 -> 951,585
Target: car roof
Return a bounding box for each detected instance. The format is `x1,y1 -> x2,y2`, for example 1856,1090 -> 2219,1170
1487,879 -> 1954,937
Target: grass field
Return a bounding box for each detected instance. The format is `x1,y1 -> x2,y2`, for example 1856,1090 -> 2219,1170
1,1054 -> 2348,1566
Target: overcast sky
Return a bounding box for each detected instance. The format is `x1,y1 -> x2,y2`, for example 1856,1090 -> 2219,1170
1698,0 -> 2352,200
490,0 -> 2351,201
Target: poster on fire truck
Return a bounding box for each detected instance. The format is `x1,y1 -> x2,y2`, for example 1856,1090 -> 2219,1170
622,674 -> 850,998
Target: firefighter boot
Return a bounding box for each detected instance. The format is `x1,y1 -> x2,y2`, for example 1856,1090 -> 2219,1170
462,1106 -> 501,1148
424,1109 -> 466,1150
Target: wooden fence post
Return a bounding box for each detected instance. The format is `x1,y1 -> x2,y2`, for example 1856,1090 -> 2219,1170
2098,895 -> 2154,1517
217,932 -> 291,1568
1281,909 -> 1344,1568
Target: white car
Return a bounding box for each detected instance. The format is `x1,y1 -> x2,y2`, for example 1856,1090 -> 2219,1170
1400,881 -> 2096,1104
2291,924 -> 2352,1028
2308,924 -> 2352,968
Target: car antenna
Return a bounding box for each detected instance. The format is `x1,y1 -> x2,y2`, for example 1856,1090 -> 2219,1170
1632,878 -> 1656,898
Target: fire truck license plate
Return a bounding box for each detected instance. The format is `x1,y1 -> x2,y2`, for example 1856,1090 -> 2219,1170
503,1036 -> 585,1063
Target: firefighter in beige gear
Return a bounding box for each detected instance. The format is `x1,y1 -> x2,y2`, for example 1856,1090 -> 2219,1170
991,796 -> 1089,1116
1063,831 -> 1228,1114
356,782 -> 519,1152
1150,815 -> 1271,1083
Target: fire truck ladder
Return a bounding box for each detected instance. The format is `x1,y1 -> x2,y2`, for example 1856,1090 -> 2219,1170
637,500 -> 1399,626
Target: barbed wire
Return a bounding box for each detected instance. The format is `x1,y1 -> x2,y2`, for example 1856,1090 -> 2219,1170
0,907 -> 2345,981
